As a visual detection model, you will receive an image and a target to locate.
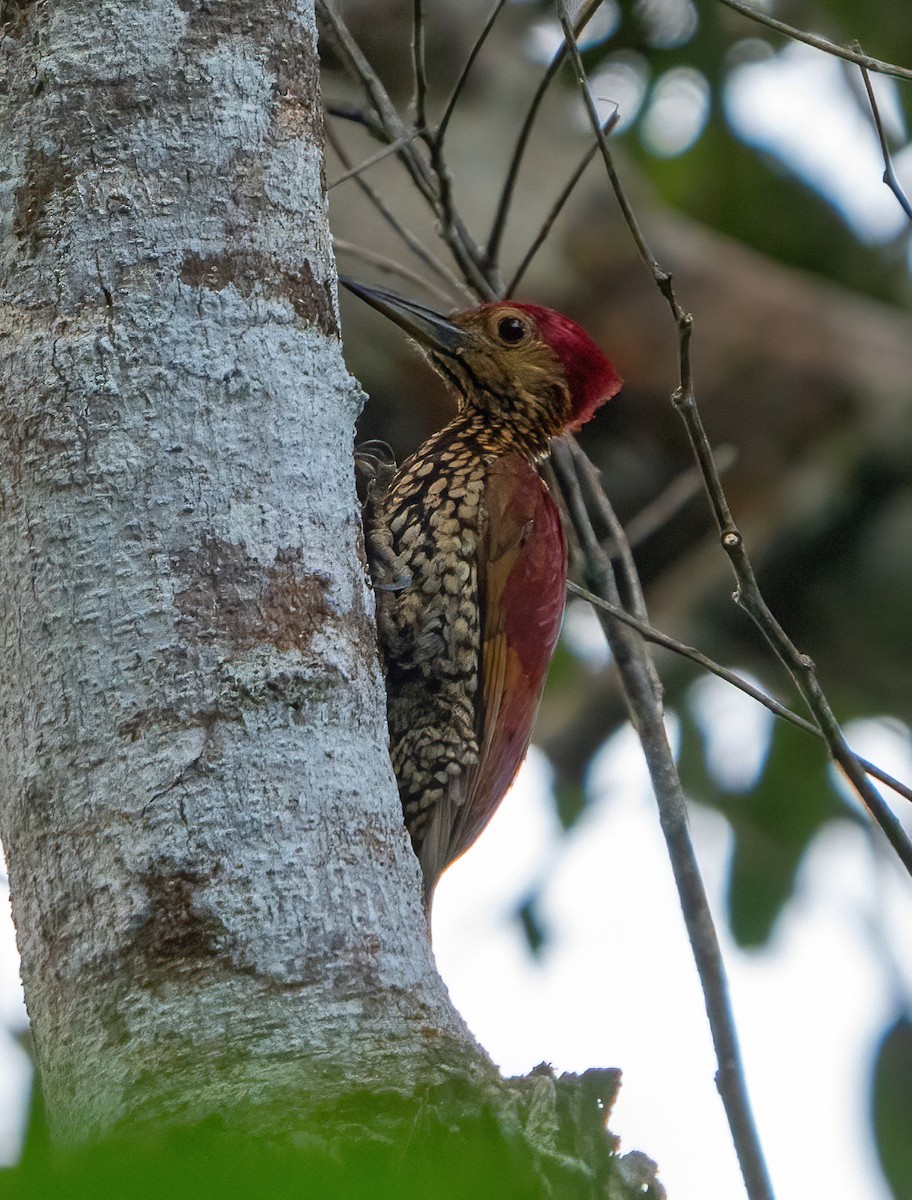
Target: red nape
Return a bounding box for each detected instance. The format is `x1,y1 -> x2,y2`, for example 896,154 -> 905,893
515,304 -> 622,431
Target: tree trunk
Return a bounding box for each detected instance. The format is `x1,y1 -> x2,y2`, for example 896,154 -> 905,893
0,0 -> 486,1145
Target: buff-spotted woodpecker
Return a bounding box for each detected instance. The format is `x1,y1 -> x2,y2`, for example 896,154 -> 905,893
344,277 -> 621,904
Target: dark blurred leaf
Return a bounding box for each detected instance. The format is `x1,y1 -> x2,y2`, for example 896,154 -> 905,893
680,708 -> 850,946
677,703 -> 718,800
517,892 -> 549,957
546,637 -> 582,689
871,1015 -> 912,1200
554,778 -> 587,831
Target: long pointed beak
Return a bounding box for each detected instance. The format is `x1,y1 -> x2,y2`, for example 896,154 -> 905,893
339,275 -> 469,358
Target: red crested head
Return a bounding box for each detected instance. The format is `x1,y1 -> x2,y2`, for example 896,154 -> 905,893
510,303 -> 622,431
339,276 -> 622,452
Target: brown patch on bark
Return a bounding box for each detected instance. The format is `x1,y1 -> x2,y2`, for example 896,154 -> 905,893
13,148 -> 74,247
117,703 -> 234,742
280,260 -> 337,335
179,249 -> 338,336
173,536 -> 332,653
268,31 -> 321,143
130,866 -> 227,985
179,251 -> 238,292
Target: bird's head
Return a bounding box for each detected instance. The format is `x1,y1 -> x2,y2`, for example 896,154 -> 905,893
341,277 -> 621,452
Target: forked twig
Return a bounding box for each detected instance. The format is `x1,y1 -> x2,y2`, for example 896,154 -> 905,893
565,582 -> 912,806
855,51 -> 912,221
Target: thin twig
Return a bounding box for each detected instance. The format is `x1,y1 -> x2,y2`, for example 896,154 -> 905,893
567,435 -> 649,624
327,131 -> 422,190
485,45 -> 566,272
624,446 -> 738,550
506,109 -> 620,296
555,2 -> 685,320
716,0 -> 912,82
435,0 -> 509,148
486,0 -> 603,271
670,379 -> 912,878
318,0 -> 495,297
332,240 -> 458,307
566,582 -> 912,806
550,439 -> 775,1200
421,0 -> 494,301
326,123 -> 468,296
557,0 -> 912,881
412,0 -> 429,133
855,51 -> 912,221
325,104 -> 388,137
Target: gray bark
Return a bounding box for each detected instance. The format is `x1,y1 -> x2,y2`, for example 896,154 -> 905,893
0,0 -> 488,1145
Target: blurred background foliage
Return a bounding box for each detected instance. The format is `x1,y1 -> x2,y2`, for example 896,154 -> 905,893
324,1 -> 912,1192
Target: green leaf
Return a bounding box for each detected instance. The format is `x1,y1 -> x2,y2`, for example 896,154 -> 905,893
872,1015 -> 912,1200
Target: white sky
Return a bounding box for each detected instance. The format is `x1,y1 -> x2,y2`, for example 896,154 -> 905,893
726,41 -> 912,245
433,716 -> 912,1200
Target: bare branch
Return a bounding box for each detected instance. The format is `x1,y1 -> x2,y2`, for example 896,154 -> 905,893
412,0 -> 429,133
435,0 -> 509,148
557,0 -> 912,881
566,582 -> 912,807
550,438 -> 775,1200
332,241 -> 459,307
855,50 -> 912,221
486,0 -> 603,272
716,0 -> 912,82
507,109 -> 619,296
326,124 -> 469,297
670,381 -> 912,878
327,132 -> 422,190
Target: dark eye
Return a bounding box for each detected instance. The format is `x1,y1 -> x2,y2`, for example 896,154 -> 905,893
497,315 -> 527,345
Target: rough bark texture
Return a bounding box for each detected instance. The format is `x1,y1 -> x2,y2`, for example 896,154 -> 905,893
0,0 -> 489,1144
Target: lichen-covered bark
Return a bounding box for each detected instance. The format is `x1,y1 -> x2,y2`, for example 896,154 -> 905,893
0,0 -> 489,1144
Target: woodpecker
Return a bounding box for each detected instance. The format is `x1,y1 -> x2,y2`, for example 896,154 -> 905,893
344,277 -> 622,903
